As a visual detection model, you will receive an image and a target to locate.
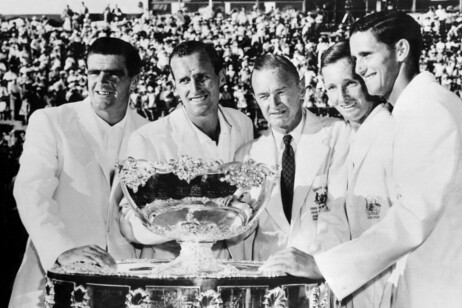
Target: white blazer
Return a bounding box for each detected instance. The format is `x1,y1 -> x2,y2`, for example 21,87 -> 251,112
234,109 -> 350,261
316,104 -> 395,308
9,99 -> 148,308
316,72 -> 462,308
115,105 -> 254,261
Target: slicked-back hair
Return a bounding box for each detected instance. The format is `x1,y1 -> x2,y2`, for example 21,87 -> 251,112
252,54 -> 300,85
87,37 -> 141,77
350,10 -> 423,71
169,41 -> 223,79
321,40 -> 352,71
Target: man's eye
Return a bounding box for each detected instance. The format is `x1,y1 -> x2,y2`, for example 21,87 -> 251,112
259,95 -> 268,100
346,81 -> 357,88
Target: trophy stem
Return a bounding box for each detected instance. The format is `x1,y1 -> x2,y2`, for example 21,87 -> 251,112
150,242 -> 239,277
175,242 -> 224,274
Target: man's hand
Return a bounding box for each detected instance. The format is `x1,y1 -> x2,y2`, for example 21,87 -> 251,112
258,247 -> 324,279
56,245 -> 117,269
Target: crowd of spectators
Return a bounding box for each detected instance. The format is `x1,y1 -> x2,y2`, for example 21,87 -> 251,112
2,3 -> 462,305
417,5 -> 462,98
0,3 -> 340,130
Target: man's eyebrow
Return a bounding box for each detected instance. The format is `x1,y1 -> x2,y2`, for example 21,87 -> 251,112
356,51 -> 371,56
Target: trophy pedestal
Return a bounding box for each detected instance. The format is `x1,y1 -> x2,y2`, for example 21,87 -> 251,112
46,260 -> 334,308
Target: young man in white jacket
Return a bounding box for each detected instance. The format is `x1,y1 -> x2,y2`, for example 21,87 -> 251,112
10,37 -> 149,308
114,41 -> 254,261
316,41 -> 395,308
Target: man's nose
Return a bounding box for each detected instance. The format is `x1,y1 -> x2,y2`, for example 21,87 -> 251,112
269,94 -> 281,108
355,59 -> 366,76
334,88 -> 349,106
96,72 -> 111,83
190,78 -> 201,92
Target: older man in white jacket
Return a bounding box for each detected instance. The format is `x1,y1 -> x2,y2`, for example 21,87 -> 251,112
234,54 -> 350,261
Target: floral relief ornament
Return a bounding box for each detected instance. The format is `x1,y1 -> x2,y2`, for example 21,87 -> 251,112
44,278 -> 55,308
305,283 -> 332,308
71,285 -> 90,308
263,287 -> 288,308
194,289 -> 223,308
125,288 -> 151,308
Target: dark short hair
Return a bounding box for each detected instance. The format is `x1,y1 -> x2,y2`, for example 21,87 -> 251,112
169,41 -> 223,79
87,37 -> 141,77
320,40 -> 352,70
252,54 -> 299,84
350,10 -> 423,70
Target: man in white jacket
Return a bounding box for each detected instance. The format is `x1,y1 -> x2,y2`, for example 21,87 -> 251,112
317,41 -> 395,308
234,54 -> 350,261
9,37 -> 149,308
115,41 -> 254,260
260,11 -> 462,308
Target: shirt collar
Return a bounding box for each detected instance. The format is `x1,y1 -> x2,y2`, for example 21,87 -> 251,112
182,105 -> 231,145
272,110 -> 305,150
91,104 -> 128,131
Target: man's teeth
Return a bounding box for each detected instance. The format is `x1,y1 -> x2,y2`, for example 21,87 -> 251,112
191,96 -> 206,102
364,73 -> 376,80
341,102 -> 356,109
97,91 -> 111,95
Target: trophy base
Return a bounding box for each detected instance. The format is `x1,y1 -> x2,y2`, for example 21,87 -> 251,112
47,260 -> 333,308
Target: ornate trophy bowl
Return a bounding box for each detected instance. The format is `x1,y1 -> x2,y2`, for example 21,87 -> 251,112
116,156 -> 278,277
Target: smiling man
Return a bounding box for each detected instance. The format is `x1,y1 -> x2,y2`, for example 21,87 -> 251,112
234,54 -> 350,261
116,41 -> 254,260
260,11 -> 462,308
319,40 -> 395,308
10,37 -> 149,308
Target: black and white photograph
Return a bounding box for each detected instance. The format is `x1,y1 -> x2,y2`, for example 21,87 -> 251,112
2,0 -> 462,307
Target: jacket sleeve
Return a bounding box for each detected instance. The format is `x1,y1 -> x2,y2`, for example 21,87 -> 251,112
315,97 -> 460,301
14,110 -> 78,271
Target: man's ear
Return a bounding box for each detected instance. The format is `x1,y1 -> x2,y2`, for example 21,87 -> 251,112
130,74 -> 140,91
299,75 -> 306,98
218,69 -> 226,87
395,39 -> 411,63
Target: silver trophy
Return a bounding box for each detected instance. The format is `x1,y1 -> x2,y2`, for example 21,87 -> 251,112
116,156 -> 278,276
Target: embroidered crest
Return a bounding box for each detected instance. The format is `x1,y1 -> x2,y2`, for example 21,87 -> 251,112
313,186 -> 328,211
365,196 -> 381,219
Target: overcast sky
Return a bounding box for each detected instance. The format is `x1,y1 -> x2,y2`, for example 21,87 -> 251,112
1,0 -> 145,15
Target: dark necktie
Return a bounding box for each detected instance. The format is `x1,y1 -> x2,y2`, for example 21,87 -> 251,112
281,134 -> 295,222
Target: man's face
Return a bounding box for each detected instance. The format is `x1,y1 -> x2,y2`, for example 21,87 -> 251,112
87,53 -> 134,113
170,51 -> 222,119
252,67 -> 303,134
322,58 -> 375,124
350,30 -> 400,99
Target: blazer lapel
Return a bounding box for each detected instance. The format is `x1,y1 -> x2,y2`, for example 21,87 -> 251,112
349,104 -> 391,181
250,130 -> 290,232
292,112 -> 330,218
75,99 -> 111,188
118,108 -> 137,161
